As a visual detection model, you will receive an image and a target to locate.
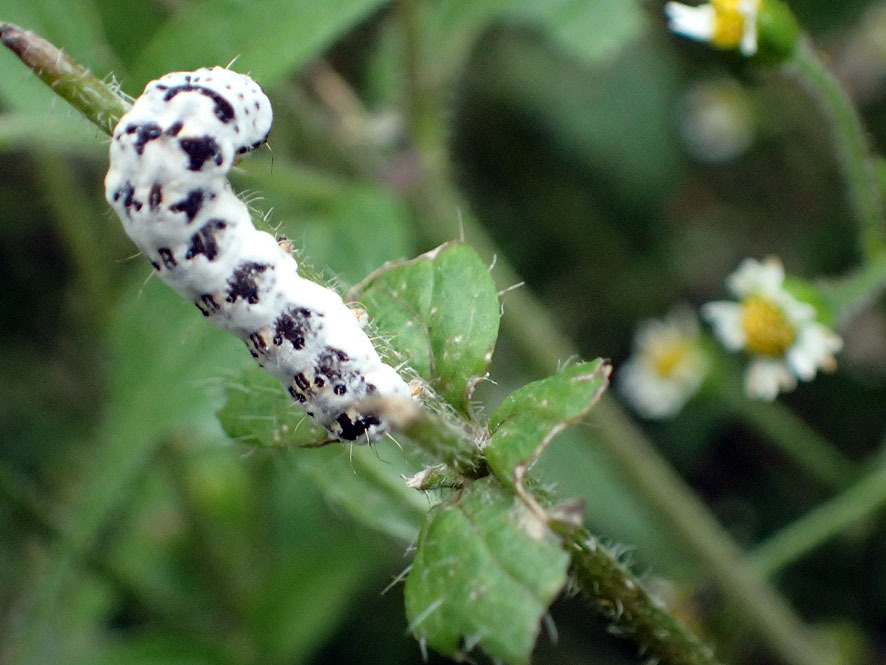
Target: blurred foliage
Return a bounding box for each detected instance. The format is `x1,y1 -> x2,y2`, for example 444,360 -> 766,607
0,1 -> 884,664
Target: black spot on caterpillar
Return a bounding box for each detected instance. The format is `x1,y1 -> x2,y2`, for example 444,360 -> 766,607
185,219 -> 226,261
162,84 -> 236,124
131,122 -> 162,155
178,135 -> 222,171
148,183 -> 163,211
170,189 -> 207,223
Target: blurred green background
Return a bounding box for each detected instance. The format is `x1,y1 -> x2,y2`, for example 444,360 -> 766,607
0,1 -> 884,664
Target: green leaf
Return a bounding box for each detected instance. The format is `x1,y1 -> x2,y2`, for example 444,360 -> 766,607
353,242 -> 500,413
0,113 -> 107,153
297,183 -> 416,286
217,365 -> 328,448
217,365 -> 428,541
486,359 -> 609,488
249,539 -> 392,663
130,0 -> 391,90
422,0 -> 646,81
294,444 -> 429,542
515,0 -> 645,63
404,476 -> 570,665
8,276 -> 252,664
93,0 -> 166,71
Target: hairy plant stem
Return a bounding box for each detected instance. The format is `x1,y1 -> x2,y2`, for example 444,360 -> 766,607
395,405 -> 486,475
0,22 -> 131,134
0,23 -> 485,473
553,525 -> 722,665
748,459 -> 886,577
394,78 -> 826,665
394,4 -> 827,665
785,39 -> 885,260
819,249 -> 886,326
6,19 -> 833,665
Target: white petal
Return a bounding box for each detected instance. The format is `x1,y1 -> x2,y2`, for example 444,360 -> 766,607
785,344 -> 817,381
619,360 -> 691,419
701,301 -> 746,350
664,2 -> 716,43
786,324 -> 843,381
739,25 -> 758,56
744,358 -> 796,400
776,291 -> 817,326
727,256 -> 784,297
634,317 -> 669,348
738,0 -> 760,55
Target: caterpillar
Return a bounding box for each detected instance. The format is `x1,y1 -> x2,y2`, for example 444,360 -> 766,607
105,67 -> 411,442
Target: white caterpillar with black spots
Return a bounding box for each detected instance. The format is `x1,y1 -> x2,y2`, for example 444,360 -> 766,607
105,67 -> 411,442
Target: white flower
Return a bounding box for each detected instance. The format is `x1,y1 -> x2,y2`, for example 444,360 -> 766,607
679,79 -> 755,163
619,309 -> 709,419
665,0 -> 762,56
701,257 -> 843,400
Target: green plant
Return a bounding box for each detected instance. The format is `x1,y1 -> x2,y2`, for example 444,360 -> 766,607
1,2 -> 883,665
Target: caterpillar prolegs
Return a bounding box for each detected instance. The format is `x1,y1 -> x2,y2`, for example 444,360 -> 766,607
105,67 -> 411,442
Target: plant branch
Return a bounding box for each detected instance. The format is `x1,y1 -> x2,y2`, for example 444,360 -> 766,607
818,249 -> 886,327
7,20 -> 835,665
785,38 -> 885,260
1,23 -> 483,474
390,58 -> 826,663
393,5 -> 827,665
0,22 -> 130,135
748,458 -> 886,577
588,397 -> 830,665
554,524 -> 722,665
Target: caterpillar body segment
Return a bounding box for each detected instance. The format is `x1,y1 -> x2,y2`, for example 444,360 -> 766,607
106,68 -> 411,442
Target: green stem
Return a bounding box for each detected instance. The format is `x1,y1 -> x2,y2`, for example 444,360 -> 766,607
590,397 -> 828,665
748,459 -> 886,577
0,22 -> 130,135
7,18 -> 837,665
785,38 -> 885,259
786,38 -> 886,327
818,249 -> 886,327
395,404 -> 486,475
707,352 -> 859,491
553,525 -> 722,665
394,5 -> 826,665
2,22 -> 481,472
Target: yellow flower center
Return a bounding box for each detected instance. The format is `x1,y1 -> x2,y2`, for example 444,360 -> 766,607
740,295 -> 795,356
710,0 -> 760,49
648,338 -> 692,378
